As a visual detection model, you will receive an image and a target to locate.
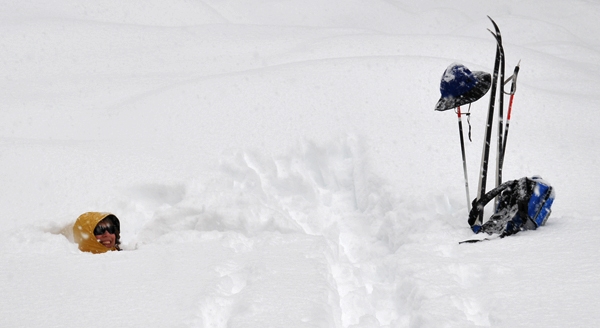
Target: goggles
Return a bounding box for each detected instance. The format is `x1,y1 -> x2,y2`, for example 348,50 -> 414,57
94,224 -> 117,236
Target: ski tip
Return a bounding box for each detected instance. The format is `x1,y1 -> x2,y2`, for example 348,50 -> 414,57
459,232 -> 501,244
487,16 -> 501,35
487,29 -> 500,42
459,239 -> 481,244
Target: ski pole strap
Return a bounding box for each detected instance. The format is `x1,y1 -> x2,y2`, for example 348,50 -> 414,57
456,105 -> 473,142
467,104 -> 472,142
504,62 -> 520,95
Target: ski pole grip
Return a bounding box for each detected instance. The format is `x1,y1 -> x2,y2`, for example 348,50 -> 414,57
510,64 -> 520,94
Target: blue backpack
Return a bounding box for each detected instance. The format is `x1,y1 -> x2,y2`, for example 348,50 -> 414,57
468,176 -> 555,237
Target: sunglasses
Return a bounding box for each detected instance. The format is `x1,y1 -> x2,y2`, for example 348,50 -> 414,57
94,224 -> 117,236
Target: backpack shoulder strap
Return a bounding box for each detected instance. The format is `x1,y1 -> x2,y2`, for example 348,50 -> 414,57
468,179 -> 518,232
516,177 -> 536,222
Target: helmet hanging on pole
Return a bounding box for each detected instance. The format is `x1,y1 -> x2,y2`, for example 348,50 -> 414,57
435,63 -> 491,111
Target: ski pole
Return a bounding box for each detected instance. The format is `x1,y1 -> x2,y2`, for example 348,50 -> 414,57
457,106 -> 471,212
500,61 -> 520,164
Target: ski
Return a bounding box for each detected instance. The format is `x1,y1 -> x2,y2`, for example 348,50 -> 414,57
491,18 -> 506,195
473,16 -> 503,229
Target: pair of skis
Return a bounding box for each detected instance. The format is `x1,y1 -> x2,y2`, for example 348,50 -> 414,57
472,16 -> 521,227
450,16 -> 519,226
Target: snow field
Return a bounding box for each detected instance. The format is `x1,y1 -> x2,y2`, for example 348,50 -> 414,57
2,0 -> 600,327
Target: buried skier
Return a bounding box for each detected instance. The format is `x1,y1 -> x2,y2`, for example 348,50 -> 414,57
73,212 -> 122,253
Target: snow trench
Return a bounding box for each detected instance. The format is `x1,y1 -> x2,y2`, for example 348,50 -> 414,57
116,135 -> 468,326
10,136 -> 489,327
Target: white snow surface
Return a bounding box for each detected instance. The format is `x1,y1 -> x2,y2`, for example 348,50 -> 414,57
1,1 -> 599,327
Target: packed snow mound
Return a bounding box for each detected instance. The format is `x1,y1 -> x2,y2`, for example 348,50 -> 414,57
131,136 -> 400,244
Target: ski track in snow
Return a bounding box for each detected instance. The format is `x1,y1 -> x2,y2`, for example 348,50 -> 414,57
2,1 -> 600,327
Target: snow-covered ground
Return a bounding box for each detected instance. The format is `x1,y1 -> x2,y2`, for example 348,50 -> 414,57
1,1 -> 599,327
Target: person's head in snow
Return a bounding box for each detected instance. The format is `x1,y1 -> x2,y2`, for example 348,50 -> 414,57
73,212 -> 121,253
435,63 -> 491,111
